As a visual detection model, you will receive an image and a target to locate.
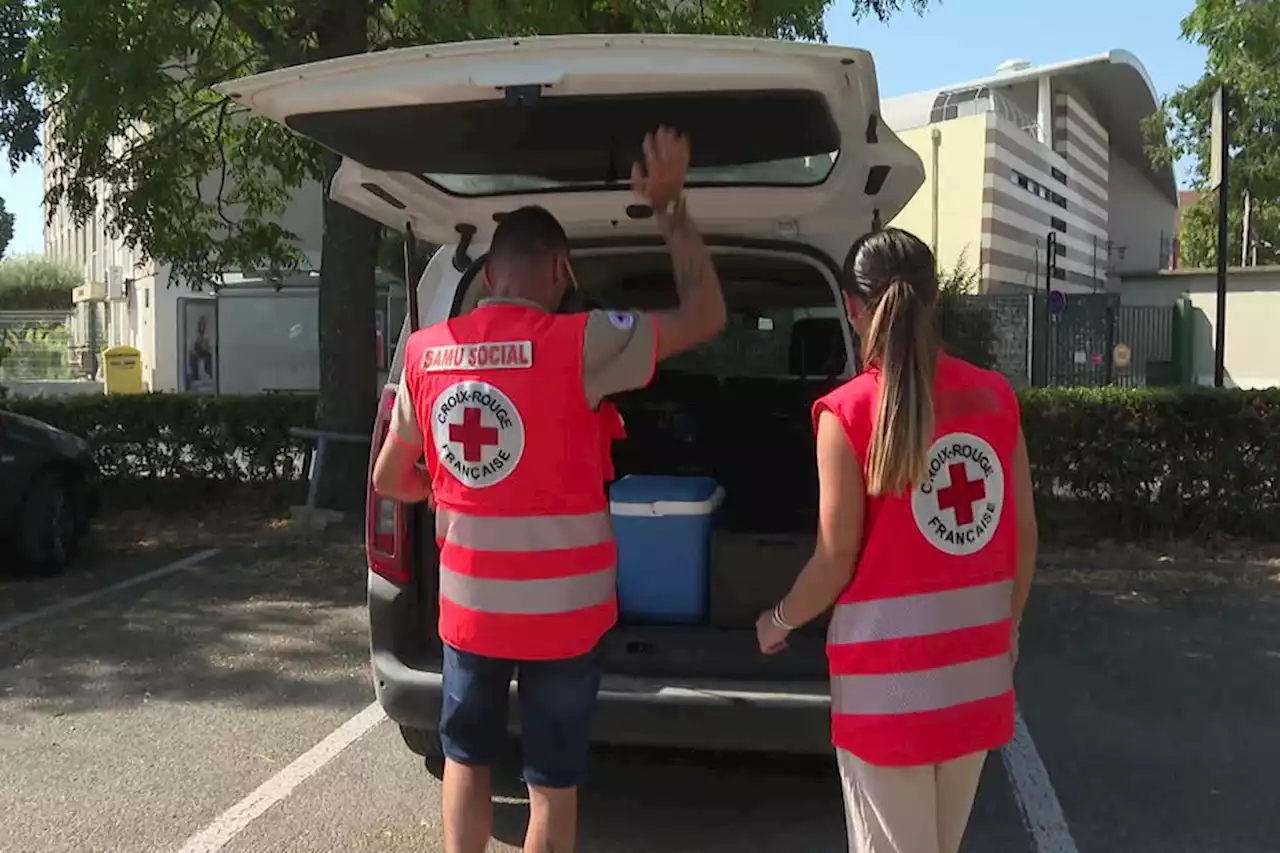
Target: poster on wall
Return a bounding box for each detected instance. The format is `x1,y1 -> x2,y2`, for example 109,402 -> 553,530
178,298 -> 218,394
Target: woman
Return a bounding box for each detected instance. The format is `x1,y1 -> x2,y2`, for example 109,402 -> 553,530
756,228 -> 1038,853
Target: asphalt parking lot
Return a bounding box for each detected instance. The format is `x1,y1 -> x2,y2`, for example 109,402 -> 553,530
1,534 -> 1277,852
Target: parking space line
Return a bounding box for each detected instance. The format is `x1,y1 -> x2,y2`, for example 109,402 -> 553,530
176,701 -> 387,853
0,548 -> 222,636
1001,707 -> 1079,853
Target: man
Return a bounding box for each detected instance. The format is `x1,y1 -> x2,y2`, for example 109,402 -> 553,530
371,127 -> 725,853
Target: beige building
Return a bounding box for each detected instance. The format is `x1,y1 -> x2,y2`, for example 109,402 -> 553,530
42,121 -> 325,391
882,51 -> 1178,294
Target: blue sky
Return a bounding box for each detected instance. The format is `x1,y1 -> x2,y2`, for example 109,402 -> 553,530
0,0 -> 1205,257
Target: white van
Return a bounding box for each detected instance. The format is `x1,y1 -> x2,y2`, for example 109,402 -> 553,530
219,34 -> 924,760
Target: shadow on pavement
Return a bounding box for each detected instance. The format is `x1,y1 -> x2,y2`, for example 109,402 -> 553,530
484,745 -> 1024,852
0,527 -> 371,718
1018,557 -> 1280,853
0,504 -> 303,614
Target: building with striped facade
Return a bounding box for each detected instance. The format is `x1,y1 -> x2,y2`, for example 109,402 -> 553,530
881,51 -> 1178,294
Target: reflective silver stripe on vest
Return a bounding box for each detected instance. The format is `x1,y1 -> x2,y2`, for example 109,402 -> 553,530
439,564 -> 616,615
828,579 -> 1013,645
831,654 -> 1012,716
436,507 -> 613,552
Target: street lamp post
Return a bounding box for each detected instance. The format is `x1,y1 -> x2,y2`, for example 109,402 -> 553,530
1211,87 -> 1229,388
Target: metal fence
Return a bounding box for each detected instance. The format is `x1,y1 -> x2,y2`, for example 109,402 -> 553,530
0,310 -> 82,382
1115,305 -> 1177,387
940,294 -> 1036,388
939,294 -> 1186,389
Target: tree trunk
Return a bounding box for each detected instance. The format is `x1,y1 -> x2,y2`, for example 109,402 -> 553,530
311,0 -> 380,512
313,149 -> 380,511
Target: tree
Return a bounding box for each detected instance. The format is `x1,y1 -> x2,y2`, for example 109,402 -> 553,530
1144,0 -> 1280,267
0,255 -> 81,385
0,196 -> 12,260
0,0 -> 935,509
0,252 -> 82,309
935,250 -> 997,370
1176,191 -> 1278,268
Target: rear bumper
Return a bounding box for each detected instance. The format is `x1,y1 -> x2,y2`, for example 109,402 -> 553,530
372,649 -> 834,755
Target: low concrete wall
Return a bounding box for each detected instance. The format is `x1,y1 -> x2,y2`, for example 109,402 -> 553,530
1119,266 -> 1280,389
5,380 -> 105,398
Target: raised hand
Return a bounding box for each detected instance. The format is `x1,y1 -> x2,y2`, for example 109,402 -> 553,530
630,126 -> 690,211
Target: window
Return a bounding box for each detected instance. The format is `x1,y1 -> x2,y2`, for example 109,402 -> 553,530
665,308 -> 846,380
1051,267 -> 1066,281
1011,169 -> 1069,210
426,152 -> 840,196
1052,242 -> 1066,257
1051,167 -> 1067,184
1050,216 -> 1067,233
931,87 -> 986,123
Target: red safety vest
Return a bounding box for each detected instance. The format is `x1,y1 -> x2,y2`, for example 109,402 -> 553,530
597,402 -> 626,482
403,303 -> 618,661
814,352 -> 1020,766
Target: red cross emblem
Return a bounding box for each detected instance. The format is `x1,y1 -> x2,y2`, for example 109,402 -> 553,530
448,407 -> 499,463
935,462 -> 987,527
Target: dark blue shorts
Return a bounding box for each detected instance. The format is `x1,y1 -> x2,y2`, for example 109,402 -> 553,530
439,643 -> 602,789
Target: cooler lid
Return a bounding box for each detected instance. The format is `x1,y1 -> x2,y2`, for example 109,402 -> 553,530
610,475 -> 724,517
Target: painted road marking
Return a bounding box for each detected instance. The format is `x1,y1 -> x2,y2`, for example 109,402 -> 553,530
0,548 -> 222,636
1001,707 -> 1080,853
176,701 -> 387,853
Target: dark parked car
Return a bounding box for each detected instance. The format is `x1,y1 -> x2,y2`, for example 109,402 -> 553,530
0,409 -> 101,573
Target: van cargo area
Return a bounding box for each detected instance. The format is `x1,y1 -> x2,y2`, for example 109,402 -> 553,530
392,245 -> 851,687
570,246 -> 849,682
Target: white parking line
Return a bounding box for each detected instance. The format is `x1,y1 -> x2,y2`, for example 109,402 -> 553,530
0,548 -> 221,635
1001,707 -> 1079,853
176,701 -> 387,853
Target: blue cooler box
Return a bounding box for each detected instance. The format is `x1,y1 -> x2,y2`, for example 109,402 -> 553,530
609,475 -> 725,624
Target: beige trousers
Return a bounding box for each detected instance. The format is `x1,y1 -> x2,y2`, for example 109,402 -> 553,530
836,748 -> 987,853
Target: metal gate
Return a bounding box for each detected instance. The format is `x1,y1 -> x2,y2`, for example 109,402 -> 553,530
1114,305 -> 1176,387
1043,294 -> 1118,386
1036,294 -> 1178,388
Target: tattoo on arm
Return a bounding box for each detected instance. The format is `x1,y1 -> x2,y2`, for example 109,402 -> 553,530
658,197 -> 715,301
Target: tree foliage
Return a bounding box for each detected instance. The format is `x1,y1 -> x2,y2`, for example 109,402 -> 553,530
0,0 -> 936,506
0,252 -> 82,309
935,250 -> 997,370
1145,0 -> 1280,267
1176,190 -> 1279,268
0,195 -> 12,260
0,254 -> 80,380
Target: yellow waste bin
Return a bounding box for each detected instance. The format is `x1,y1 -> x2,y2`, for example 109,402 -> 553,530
102,345 -> 145,395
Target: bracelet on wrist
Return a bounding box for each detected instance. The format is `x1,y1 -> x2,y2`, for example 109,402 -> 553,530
772,601 -> 797,632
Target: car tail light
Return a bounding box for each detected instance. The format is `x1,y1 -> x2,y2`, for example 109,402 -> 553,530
366,385 -> 411,585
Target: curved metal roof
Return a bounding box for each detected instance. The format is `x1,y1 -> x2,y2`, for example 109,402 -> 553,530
881,50 -> 1176,204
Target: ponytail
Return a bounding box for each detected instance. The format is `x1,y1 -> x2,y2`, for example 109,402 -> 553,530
863,276 -> 938,496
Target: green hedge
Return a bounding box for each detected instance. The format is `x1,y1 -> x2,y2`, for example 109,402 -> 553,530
2,393 -> 318,505
3,387 -> 1280,540
1019,387 -> 1280,541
